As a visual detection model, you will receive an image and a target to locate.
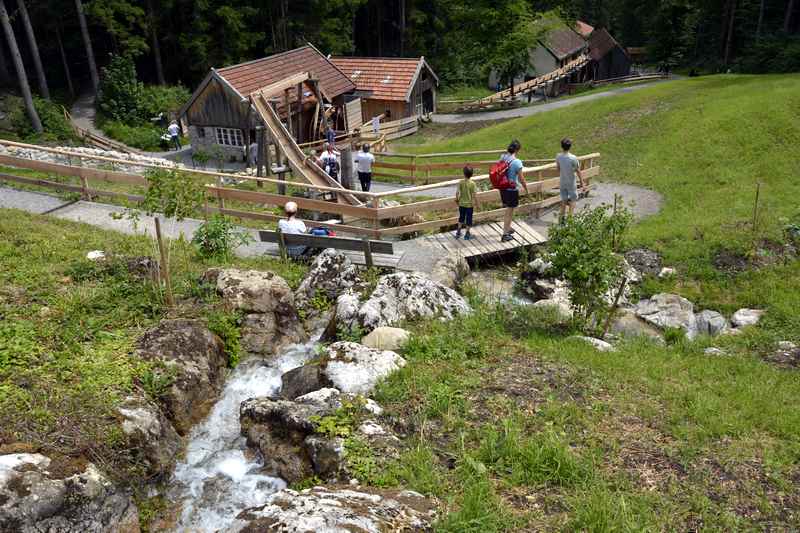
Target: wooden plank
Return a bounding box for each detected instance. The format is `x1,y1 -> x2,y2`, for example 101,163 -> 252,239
258,230 -> 394,254
0,154 -> 148,186
252,72 -> 310,98
0,172 -> 144,203
515,222 -> 546,244
207,186 -> 376,219
205,205 -> 381,238
372,161 -> 416,171
510,221 -> 541,245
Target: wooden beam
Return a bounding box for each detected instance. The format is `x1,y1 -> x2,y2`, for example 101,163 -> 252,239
0,154 -> 147,185
252,72 -> 310,98
205,185 -> 377,219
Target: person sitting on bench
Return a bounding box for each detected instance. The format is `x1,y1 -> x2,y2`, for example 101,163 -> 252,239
278,201 -> 307,258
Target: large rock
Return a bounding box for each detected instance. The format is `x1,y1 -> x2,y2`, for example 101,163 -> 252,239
635,293 -> 698,340
117,396 -> 181,476
135,319 -> 228,435
338,272 -> 471,333
532,299 -> 573,322
624,248 -> 662,276
321,341 -> 406,395
695,310 -> 729,337
427,254 -> 470,290
609,309 -> 664,342
361,327 -> 411,351
280,364 -> 332,400
207,268 -> 306,354
232,486 -> 436,532
731,308 -> 765,328
0,454 -> 140,533
294,250 -> 365,315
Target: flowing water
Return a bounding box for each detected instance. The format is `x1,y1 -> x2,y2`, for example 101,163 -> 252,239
168,341 -> 317,532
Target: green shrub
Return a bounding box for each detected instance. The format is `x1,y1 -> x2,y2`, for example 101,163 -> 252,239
736,35 -> 800,74
192,215 -> 252,260
139,85 -> 191,120
9,97 -> 77,142
205,309 -> 242,367
100,120 -> 163,151
98,54 -> 145,122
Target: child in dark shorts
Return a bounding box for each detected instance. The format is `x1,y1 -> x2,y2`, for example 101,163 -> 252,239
455,165 -> 479,239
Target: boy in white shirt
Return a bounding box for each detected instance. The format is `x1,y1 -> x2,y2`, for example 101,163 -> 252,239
354,143 -> 375,191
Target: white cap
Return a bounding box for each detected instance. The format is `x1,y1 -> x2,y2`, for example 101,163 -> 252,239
285,201 -> 298,214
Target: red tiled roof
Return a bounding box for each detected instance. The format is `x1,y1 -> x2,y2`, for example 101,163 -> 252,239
588,28 -> 626,61
575,20 -> 594,38
330,57 -> 430,101
216,45 -> 355,99
540,26 -> 586,59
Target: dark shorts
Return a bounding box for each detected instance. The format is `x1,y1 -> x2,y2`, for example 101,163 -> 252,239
358,171 -> 372,191
458,206 -> 473,226
500,188 -> 519,208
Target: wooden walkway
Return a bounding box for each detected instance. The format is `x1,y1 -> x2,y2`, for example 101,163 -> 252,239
412,220 -> 547,261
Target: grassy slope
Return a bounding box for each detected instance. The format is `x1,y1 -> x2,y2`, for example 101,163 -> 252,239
362,75 -> 800,531
0,210 -> 306,482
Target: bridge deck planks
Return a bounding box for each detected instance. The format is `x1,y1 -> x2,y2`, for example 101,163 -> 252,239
413,220 -> 546,261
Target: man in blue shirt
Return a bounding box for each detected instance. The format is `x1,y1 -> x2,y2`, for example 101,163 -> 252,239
499,140 -> 529,242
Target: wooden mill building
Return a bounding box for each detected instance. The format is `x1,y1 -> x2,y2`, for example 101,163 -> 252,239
330,56 -> 439,122
179,44 -> 355,161
588,28 -> 632,79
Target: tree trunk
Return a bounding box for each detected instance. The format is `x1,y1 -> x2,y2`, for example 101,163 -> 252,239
16,0 -> 49,99
74,0 -> 99,92
723,0 -> 737,66
399,0 -> 406,56
0,0 -> 41,132
756,0 -> 766,39
0,38 -> 10,85
146,0 -> 165,85
56,25 -> 74,98
785,0 -> 796,33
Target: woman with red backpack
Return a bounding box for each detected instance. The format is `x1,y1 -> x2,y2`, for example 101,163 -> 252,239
490,140 -> 529,242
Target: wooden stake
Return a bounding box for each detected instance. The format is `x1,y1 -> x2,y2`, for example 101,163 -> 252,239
154,217 -> 174,307
361,236 -> 374,268
276,226 -> 287,260
752,181 -> 761,233
601,277 -> 627,340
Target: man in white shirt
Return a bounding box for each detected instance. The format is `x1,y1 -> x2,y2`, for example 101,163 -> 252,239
371,115 -> 380,134
354,143 -> 375,191
319,142 -> 340,181
277,201 -> 307,257
167,121 -> 181,150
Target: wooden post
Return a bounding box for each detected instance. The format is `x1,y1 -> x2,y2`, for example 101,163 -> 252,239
276,226 -> 288,260
264,136 -> 272,176
411,155 -> 417,183
277,170 -> 287,196
256,128 -> 265,188
284,88 -> 293,138
601,277 -> 627,340
296,82 -> 304,143
79,173 -> 90,201
361,236 -> 374,268
341,145 -> 353,190
154,217 -> 174,307
216,188 -> 225,210
752,182 -> 761,233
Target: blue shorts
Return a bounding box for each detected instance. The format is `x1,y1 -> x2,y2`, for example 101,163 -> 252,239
560,182 -> 578,202
458,206 -> 473,226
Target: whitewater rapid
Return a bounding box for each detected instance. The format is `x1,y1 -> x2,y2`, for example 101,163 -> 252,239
169,342 -> 316,532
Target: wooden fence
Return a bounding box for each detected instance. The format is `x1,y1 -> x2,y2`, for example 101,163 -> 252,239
0,139 -> 600,240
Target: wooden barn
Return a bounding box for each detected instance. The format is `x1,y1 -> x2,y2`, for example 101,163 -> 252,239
588,28 -> 632,80
331,56 -> 439,123
179,44 -> 356,161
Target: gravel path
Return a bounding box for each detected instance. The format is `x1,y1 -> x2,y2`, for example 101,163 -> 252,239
433,79 -> 672,124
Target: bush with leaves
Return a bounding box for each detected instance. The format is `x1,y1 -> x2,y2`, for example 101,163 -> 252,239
192,215 -> 252,260
10,97 -> 77,142
138,168 -> 205,220
98,54 -> 145,123
139,85 -> 192,120
547,204 -> 632,330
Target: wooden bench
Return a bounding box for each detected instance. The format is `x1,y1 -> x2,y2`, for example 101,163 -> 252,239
259,229 -> 395,268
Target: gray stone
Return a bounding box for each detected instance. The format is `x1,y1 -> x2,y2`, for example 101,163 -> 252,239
624,248 -> 662,276
0,454 -> 140,533
231,486 -> 436,532
704,347 -> 728,356
569,336 -> 616,352
361,327 -> 411,351
294,250 -> 365,317
527,256 -> 553,276
304,435 -> 345,478
731,308 -> 765,328
427,254 -> 470,290
321,342 -> 406,395
280,364 -> 332,400
609,308 -> 664,342
135,319 -> 228,435
117,396 -> 181,476
635,293 -> 698,340
531,298 -> 573,321
695,310 -> 729,337
658,267 -> 677,278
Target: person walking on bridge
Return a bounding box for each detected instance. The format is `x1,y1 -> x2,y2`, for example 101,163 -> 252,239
555,137 -> 584,221
499,140 -> 528,242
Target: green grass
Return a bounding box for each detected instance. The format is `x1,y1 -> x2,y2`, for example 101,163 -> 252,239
0,209 -> 306,481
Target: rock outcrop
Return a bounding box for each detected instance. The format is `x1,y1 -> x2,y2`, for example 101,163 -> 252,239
608,309 -> 664,342
232,486 -> 436,532
0,453 -> 140,533
207,268 -> 306,355
117,396 -> 181,475
635,293 -> 698,340
280,364 -> 332,400
320,342 -> 406,395
135,319 -> 228,435
731,308 -> 765,328
337,272 -> 471,333
427,254 -> 470,290
294,250 -> 365,318
695,310 -> 729,337
361,327 -> 411,351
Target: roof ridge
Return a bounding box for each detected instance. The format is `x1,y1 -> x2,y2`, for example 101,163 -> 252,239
217,45 -> 310,73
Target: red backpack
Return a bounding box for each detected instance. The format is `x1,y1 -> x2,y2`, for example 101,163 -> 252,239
489,157 -> 513,190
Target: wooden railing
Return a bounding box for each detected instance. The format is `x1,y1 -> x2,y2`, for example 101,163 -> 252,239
61,107 -> 141,155
0,138 -> 600,240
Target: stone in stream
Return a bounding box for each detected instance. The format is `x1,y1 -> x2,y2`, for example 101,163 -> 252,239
608,308 -> 664,342
320,341 -> 406,395
336,272 -> 471,334
634,293 -> 698,340
117,396 -> 181,476
135,318 -> 228,435
293,250 -> 366,318
280,363 -> 332,400
0,453 -> 140,533
231,485 -> 436,532
695,310 -> 729,337
427,254 -> 470,290
361,326 -> 411,351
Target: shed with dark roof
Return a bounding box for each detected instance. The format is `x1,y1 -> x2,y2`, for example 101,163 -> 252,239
179,44 -> 356,158
331,56 -> 439,120
588,28 -> 631,80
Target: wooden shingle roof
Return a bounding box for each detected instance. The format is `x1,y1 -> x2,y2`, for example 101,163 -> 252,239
588,28 -> 627,61
540,26 -> 587,60
216,45 -> 355,99
331,57 -> 437,102
575,20 -> 595,38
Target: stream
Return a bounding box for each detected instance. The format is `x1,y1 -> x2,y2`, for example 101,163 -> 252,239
168,341 -> 317,532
